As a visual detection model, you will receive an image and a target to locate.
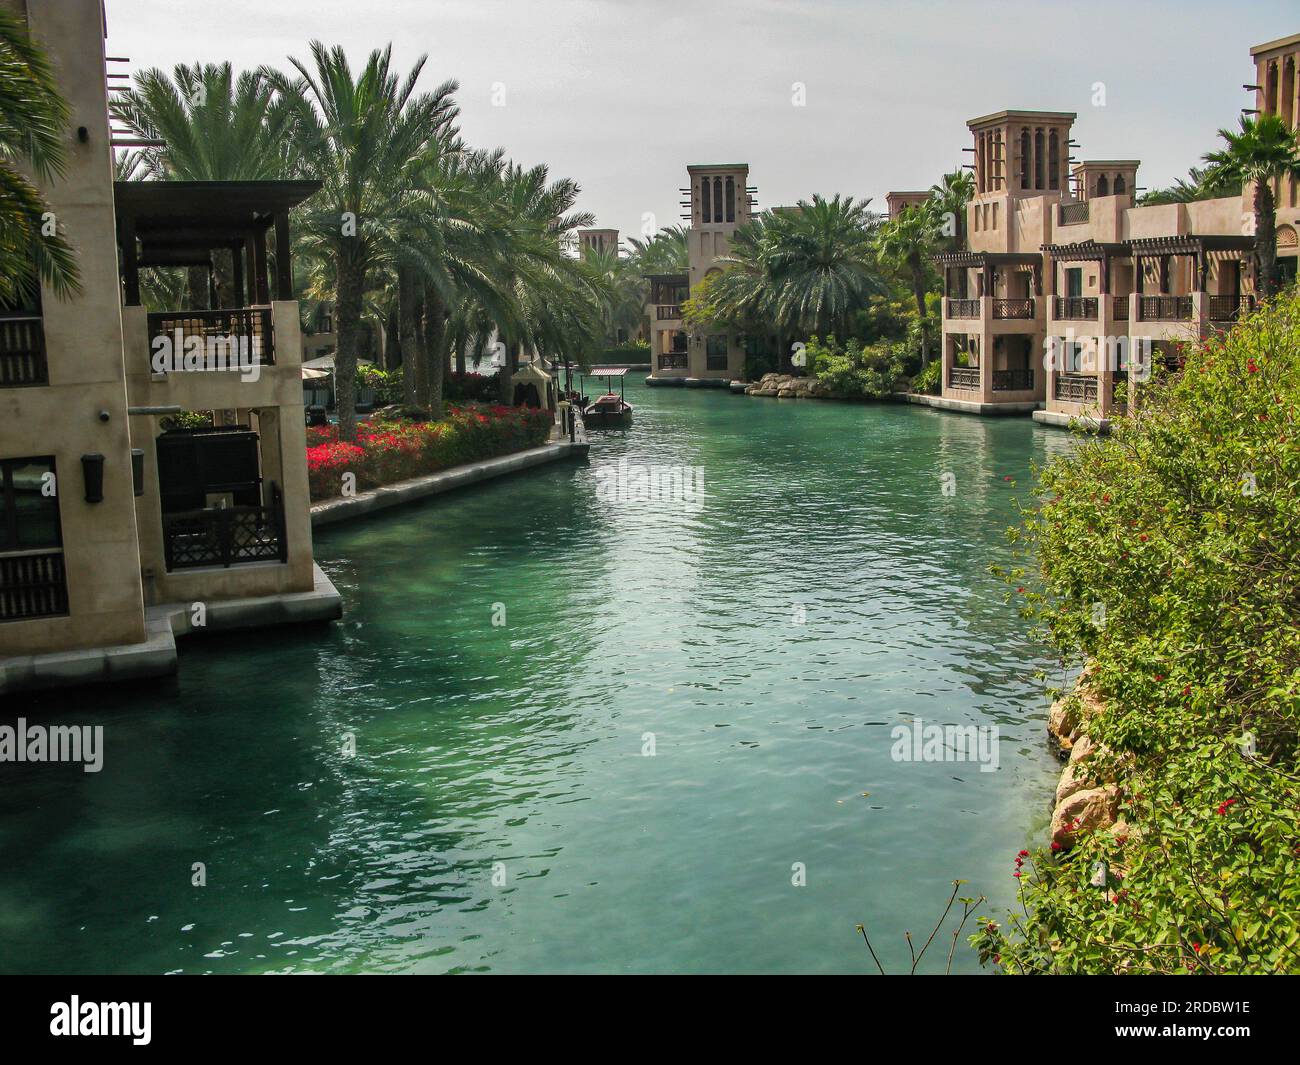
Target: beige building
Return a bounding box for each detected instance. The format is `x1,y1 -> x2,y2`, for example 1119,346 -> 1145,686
578,228 -> 620,256
886,190 -> 931,219
646,164 -> 751,384
0,0 -> 340,693
934,34 -> 1299,428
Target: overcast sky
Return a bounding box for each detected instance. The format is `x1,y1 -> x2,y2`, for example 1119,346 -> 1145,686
104,0 -> 1297,244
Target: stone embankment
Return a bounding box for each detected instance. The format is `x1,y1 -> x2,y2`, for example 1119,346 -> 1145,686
742,373 -> 841,399
1046,670 -> 1130,851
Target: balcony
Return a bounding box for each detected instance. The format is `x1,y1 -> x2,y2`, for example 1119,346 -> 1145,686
1112,296 -> 1129,321
162,495 -> 287,571
993,298 -> 1034,319
0,312 -> 48,387
946,298 -> 980,319
1058,201 -> 1090,225
1054,373 -> 1099,403
1053,296 -> 1098,321
147,306 -> 274,371
992,368 -> 1034,391
658,353 -> 687,370
948,366 -> 980,390
1138,295 -> 1193,321
1207,294 -> 1254,321
0,549 -> 68,621
656,305 -> 683,320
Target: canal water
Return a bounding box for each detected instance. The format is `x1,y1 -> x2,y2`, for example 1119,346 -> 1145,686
1,379 -> 1077,974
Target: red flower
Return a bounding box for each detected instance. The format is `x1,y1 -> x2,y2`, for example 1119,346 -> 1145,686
1139,534 -> 1148,542
1018,849 -> 1029,857
1247,360 -> 1258,373
1050,841 -> 1061,851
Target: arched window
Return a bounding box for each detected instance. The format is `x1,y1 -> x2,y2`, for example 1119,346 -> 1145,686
1048,130 -> 1060,190
1097,174 -> 1110,197
1283,58 -> 1295,125
725,176 -> 735,222
1266,61 -> 1279,115
713,177 -> 724,222
1019,129 -> 1030,189
1113,174 -> 1126,195
1034,129 -> 1044,189
701,179 -> 711,223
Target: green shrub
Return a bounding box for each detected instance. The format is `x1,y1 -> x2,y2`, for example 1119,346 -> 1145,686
911,360 -> 941,395
806,335 -> 909,399
977,293 -> 1300,974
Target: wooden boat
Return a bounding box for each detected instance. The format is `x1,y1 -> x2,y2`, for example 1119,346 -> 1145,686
581,368 -> 633,428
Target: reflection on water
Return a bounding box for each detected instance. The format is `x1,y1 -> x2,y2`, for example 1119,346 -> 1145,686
0,381 -> 1077,973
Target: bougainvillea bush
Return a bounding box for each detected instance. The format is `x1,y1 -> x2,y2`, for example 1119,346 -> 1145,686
976,292 -> 1300,974
306,404 -> 553,501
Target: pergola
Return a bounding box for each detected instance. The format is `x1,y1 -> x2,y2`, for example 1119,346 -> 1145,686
114,180 -> 321,308
1124,234 -> 1254,293
1040,240 -> 1127,294
931,250 -> 1042,296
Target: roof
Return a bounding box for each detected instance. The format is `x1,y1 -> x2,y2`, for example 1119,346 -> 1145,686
1041,241 -> 1128,260
967,109 -> 1077,129
1250,32 -> 1300,56
930,250 -> 1042,266
588,367 -> 629,377
115,180 -> 321,248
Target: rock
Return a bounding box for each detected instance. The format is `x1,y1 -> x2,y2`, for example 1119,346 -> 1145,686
777,388 -> 797,398
1051,785 -> 1119,849
1068,733 -> 1097,764
1054,760 -> 1092,805
1047,695 -> 1079,746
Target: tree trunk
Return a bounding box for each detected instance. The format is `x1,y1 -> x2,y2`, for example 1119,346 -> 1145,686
911,256 -> 930,366
334,257 -> 364,442
1255,179 -> 1278,300
425,286 -> 448,421
455,341 -> 467,376
398,265 -> 419,407
186,264 -> 210,310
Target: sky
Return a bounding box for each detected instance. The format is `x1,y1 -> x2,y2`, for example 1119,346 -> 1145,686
104,0 -> 1298,244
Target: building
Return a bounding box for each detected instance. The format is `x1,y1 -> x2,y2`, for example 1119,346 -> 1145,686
646,164 -> 752,384
886,190 -> 931,219
934,32 -> 1299,429
578,228 -> 620,257
0,0 -> 340,694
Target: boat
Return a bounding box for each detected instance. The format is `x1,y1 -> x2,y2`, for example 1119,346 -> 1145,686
581,367 -> 634,428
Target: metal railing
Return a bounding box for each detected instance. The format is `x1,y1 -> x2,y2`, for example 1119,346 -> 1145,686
1138,295 -> 1193,321
1053,296 -> 1098,320
946,298 -> 980,319
947,366 -> 980,390
656,305 -> 683,320
657,353 -> 687,370
1207,294 -> 1254,321
993,298 -> 1035,319
162,491 -> 286,571
992,368 -> 1034,391
1112,296 -> 1129,320
1059,201 -> 1090,225
0,312 -> 48,387
1054,373 -> 1099,403
0,549 -> 68,621
147,306 -> 275,370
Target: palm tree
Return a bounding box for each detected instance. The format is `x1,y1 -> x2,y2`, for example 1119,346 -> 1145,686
1138,165 -> 1240,206
627,225 -> 689,275
875,203 -> 943,364
265,44 -> 457,440
1203,114 -> 1300,298
0,10 -> 77,304
929,168 -> 975,249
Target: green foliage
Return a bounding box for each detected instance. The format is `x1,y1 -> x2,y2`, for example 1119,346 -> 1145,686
805,335 -> 909,399
356,364 -> 405,405
979,293 -> 1300,974
0,10 -> 78,303
911,359 -> 941,395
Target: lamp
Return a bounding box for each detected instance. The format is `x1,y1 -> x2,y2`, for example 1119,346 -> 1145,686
81,454 -> 105,503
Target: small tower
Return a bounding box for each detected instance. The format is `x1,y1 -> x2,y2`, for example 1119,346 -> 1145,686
578,228 -> 620,257
1071,161 -> 1139,202
886,191 -> 931,219
968,110 -> 1076,199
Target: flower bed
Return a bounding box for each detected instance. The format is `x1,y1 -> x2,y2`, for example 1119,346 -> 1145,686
306,404 -> 554,501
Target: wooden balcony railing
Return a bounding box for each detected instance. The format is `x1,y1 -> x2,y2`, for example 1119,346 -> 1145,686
147,306 -> 275,371
658,353 -> 688,370
1054,373 -> 1099,403
946,298 -> 980,319
993,298 -> 1034,319
162,489 -> 286,571
1112,296 -> 1129,321
0,312 -> 48,387
1138,295 -> 1193,321
1053,296 -> 1098,320
0,549 -> 68,621
656,304 -> 683,320
1059,201 -> 1090,225
1207,294 -> 1254,321
947,366 -> 980,390
992,368 -> 1034,392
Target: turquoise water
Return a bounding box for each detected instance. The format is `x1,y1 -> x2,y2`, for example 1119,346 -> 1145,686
0,380 -> 1077,974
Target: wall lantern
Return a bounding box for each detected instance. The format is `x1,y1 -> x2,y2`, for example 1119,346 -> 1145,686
131,449 -> 145,496
81,453 -> 106,503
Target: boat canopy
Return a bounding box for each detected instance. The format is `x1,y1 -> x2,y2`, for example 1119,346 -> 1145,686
588,367 -> 629,377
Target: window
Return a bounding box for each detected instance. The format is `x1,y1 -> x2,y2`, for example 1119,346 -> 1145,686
700,179 -> 711,223
1066,268 -> 1083,298
0,290 -> 48,387
713,177 -> 723,222
725,176 -> 735,222
1034,129 -> 1044,189
1097,174 -> 1110,197
1019,130 -> 1030,189
0,456 -> 67,622
1048,130 -> 1060,190
706,334 -> 729,370
1113,174 -> 1126,195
